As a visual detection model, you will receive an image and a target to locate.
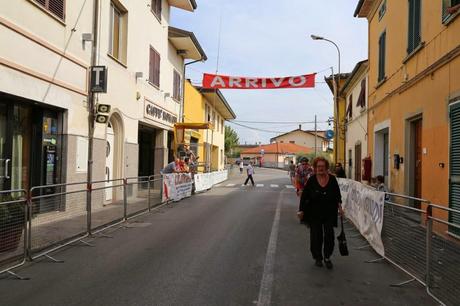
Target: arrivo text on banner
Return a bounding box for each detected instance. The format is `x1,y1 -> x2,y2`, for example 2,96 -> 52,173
202,73 -> 316,89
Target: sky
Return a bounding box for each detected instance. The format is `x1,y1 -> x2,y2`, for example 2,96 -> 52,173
171,0 -> 368,144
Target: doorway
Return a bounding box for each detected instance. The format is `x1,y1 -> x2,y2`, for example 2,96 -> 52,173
105,121 -> 115,201
355,143 -> 362,181
407,117 -> 423,208
374,127 -> 390,186
138,126 -> 156,177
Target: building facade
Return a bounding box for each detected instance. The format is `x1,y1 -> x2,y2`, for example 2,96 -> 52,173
0,0 -> 204,206
341,60 -> 369,181
270,128 -> 329,153
355,0 -> 460,226
240,143 -> 313,169
184,80 -> 236,171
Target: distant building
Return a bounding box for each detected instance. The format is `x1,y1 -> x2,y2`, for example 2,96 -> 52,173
340,60 -> 369,182
270,127 -> 330,152
240,143 -> 313,169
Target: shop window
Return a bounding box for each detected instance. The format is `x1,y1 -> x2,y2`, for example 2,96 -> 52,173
149,47 -> 160,87
151,0 -> 162,21
109,2 -> 128,64
33,0 -> 65,21
407,0 -> 421,54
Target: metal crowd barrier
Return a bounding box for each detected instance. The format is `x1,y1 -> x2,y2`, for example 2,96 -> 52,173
0,189 -> 28,280
0,175 -> 165,279
378,193 -> 460,306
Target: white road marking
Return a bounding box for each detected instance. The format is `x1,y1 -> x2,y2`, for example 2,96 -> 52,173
215,184 -> 222,187
226,184 -> 236,187
285,185 -> 295,189
256,184 -> 264,187
270,184 -> 279,188
257,191 -> 284,306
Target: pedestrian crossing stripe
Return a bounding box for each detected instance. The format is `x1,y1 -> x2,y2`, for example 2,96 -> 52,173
256,184 -> 264,187
285,185 -> 295,189
270,184 -> 279,188
226,184 -> 236,187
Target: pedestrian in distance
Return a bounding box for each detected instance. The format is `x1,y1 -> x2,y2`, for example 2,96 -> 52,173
244,162 -> 255,186
334,162 -> 346,178
288,160 -> 296,185
295,157 -> 313,196
239,160 -> 244,174
297,157 -> 344,269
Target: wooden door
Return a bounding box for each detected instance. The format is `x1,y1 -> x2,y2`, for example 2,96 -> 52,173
355,143 -> 362,181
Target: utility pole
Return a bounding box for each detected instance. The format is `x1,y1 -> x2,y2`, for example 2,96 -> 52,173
86,0 -> 99,235
314,115 -> 318,157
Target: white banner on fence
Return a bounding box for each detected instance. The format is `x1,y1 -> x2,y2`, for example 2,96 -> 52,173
162,173 -> 193,202
338,178 -> 386,257
194,170 -> 228,192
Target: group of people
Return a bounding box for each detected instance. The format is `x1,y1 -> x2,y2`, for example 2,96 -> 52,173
161,144 -> 198,174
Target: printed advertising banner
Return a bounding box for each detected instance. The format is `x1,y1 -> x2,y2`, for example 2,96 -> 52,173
202,73 -> 316,89
194,170 -> 228,192
162,173 -> 193,202
338,178 -> 386,257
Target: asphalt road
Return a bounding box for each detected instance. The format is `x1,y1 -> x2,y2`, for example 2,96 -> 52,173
0,168 -> 437,306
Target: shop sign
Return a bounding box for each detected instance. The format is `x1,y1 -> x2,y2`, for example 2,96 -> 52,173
144,100 -> 178,127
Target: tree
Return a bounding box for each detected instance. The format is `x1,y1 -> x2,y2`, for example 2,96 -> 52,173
225,125 -> 239,156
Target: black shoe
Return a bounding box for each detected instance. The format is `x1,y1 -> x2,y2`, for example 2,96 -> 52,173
315,259 -> 323,267
324,258 -> 333,269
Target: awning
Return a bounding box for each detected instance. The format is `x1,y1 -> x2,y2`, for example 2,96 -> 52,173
169,0 -> 197,12
168,27 -> 207,61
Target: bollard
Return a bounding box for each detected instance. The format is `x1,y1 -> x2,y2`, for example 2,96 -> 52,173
123,178 -> 128,221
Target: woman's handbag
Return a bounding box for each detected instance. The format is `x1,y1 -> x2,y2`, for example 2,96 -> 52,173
337,215 -> 349,256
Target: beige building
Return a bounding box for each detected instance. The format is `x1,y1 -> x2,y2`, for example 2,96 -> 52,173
341,60 -> 369,181
241,143 -> 313,169
0,1 -> 205,207
270,127 -> 330,153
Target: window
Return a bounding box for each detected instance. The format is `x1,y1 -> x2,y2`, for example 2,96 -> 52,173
34,0 -> 65,20
356,79 -> 366,108
149,47 -> 160,87
151,0 -> 162,20
443,0 -> 460,22
378,31 -> 386,83
407,0 -> 421,54
346,94 -> 353,119
379,0 -> 387,20
173,70 -> 181,101
109,2 -> 127,64
289,141 -> 295,144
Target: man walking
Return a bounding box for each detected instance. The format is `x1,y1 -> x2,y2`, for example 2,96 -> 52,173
244,162 -> 255,186
239,160 -> 244,174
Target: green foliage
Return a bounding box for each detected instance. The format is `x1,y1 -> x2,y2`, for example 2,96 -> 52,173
225,125 -> 240,155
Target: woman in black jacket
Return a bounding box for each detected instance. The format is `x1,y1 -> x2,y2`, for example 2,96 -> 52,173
298,157 -> 343,269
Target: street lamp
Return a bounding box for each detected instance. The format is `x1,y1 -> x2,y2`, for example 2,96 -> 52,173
310,34 -> 342,164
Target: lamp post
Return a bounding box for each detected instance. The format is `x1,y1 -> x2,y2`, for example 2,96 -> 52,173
311,35 -> 342,164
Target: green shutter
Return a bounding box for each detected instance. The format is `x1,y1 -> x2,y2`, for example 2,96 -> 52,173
408,0 -> 421,54
449,102 -> 460,235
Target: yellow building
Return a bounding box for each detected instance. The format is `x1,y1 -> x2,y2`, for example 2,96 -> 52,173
184,80 -> 236,171
325,74 -> 351,166
355,0 -> 460,225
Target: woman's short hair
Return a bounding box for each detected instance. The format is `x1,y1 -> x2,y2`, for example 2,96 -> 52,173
312,157 -> 330,170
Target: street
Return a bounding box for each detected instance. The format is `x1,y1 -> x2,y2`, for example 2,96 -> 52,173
0,168 -> 436,306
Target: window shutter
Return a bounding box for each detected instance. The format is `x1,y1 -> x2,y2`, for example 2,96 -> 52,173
346,94 -> 353,119
414,0 -> 421,47
36,0 -> 46,6
408,0 -> 421,54
154,51 -> 160,87
357,79 -> 366,108
449,103 -> 460,234
408,0 -> 415,53
48,0 -> 65,19
378,32 -> 386,82
149,48 -> 154,84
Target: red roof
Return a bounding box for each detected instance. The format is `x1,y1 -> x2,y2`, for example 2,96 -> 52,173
241,143 -> 313,154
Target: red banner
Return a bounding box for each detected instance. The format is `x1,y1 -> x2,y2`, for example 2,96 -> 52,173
202,73 -> 316,89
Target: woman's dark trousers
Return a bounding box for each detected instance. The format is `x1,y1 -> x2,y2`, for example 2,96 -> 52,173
244,175 -> 254,186
310,222 -> 335,260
